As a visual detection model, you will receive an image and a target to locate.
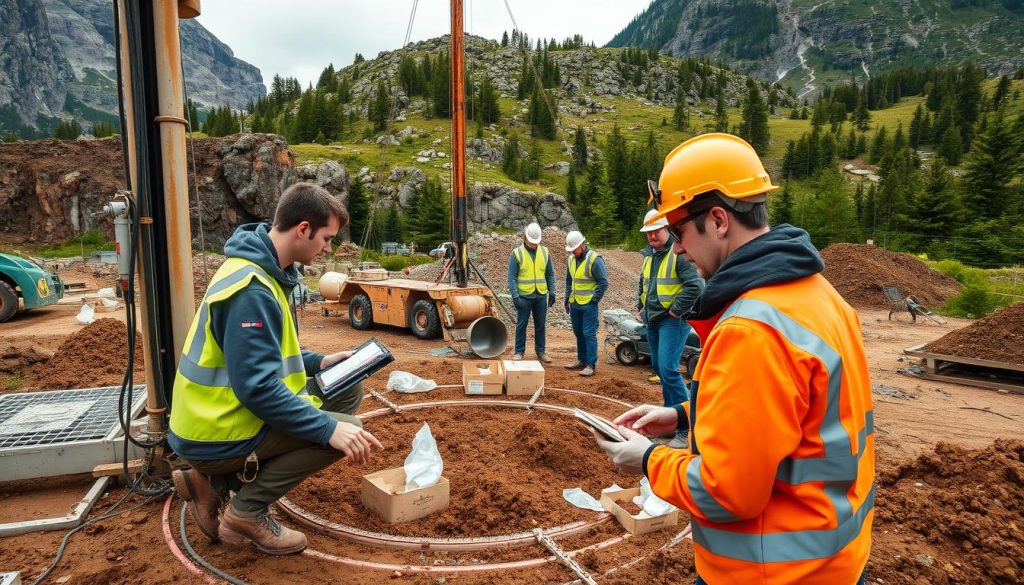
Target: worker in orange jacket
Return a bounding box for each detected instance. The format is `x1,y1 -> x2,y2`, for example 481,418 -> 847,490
593,134 -> 874,585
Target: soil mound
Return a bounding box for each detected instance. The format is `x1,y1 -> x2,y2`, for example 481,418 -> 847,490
29,318 -> 144,390
923,302 -> 1024,365
871,439 -> 1024,584
821,244 -> 961,310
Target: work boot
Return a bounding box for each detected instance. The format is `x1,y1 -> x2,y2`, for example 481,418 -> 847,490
512,353 -> 524,361
537,353 -> 552,364
579,366 -> 595,377
218,505 -> 308,555
172,469 -> 222,543
565,361 -> 586,370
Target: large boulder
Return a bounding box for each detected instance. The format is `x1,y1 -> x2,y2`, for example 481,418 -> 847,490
219,133 -> 296,221
468,183 -> 577,232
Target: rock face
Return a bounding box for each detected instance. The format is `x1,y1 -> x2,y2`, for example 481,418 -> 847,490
0,0 -> 265,134
0,0 -> 76,131
468,184 -> 577,233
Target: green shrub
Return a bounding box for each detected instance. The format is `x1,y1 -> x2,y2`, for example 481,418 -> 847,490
946,285 -> 997,318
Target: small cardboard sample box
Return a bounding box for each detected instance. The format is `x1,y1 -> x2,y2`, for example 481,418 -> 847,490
600,488 -> 680,535
462,360 -> 504,395
361,467 -> 450,523
502,359 -> 545,396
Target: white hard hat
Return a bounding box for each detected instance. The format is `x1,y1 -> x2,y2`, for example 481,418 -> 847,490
565,230 -> 586,252
524,222 -> 542,244
639,208 -> 669,233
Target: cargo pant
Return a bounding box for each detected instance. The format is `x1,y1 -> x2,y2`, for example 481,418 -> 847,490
184,380 -> 364,514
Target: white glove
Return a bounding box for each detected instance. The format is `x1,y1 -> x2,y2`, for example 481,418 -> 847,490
592,425 -> 654,476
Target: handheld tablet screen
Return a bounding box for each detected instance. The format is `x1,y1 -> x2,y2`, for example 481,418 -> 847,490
573,408 -> 625,442
319,341 -> 385,389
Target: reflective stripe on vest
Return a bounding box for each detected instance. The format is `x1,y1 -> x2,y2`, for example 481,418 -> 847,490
170,258 -> 313,444
641,249 -> 684,308
688,297 -> 874,563
514,245 -> 549,295
569,250 -> 598,305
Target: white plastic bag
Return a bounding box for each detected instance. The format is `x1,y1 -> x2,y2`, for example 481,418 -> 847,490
97,287 -> 116,300
562,484 -> 624,512
403,423 -> 443,492
76,302 -> 95,325
100,297 -> 118,308
387,371 -> 437,394
632,477 -> 676,517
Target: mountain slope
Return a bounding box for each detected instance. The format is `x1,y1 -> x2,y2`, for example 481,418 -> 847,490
0,0 -> 266,136
608,0 -> 1024,94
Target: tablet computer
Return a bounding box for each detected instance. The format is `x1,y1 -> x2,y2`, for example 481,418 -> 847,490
573,407 -> 625,442
315,338 -> 394,401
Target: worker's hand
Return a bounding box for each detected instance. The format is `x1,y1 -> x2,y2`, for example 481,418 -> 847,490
320,350 -> 354,370
613,404 -> 679,437
592,426 -> 652,476
328,421 -> 383,464
548,293 -> 556,308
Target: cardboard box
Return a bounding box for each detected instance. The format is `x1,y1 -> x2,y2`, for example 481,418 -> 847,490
600,488 -> 679,535
463,360 -> 504,395
502,360 -> 545,396
361,467 -> 450,523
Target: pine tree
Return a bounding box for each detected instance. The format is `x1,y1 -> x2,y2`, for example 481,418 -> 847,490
741,78 -> 770,154
852,92 -> 871,132
316,64 -> 337,93
476,76 -> 501,124
408,180 -> 450,249
185,99 -> 200,132
869,127 -> 889,165
572,127 -> 588,168
993,75 -> 1011,108
673,91 -> 689,131
588,173 -> 621,247
712,87 -> 728,132
772,182 -> 795,225
53,119 -> 82,140
604,124 -> 628,218
909,104 -> 924,149
431,52 -> 451,118
853,181 -> 864,224
939,126 -> 963,165
915,161 -> 961,240
502,134 -> 522,181
961,106 -> 1023,220
955,61 -> 985,148
529,86 -> 557,140
346,179 -> 369,245
368,81 -> 390,132
844,128 -> 858,159
383,202 -> 404,243
501,31 -> 509,47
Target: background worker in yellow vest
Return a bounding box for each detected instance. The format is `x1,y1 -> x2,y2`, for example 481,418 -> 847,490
564,230 -> 608,377
169,183 -> 383,556
507,222 -> 556,362
594,135 -> 874,584
637,208 -> 703,444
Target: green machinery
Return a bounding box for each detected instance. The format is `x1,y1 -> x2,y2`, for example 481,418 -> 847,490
0,252 -> 65,322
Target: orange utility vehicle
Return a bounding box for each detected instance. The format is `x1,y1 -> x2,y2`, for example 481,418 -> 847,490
318,1 -> 507,358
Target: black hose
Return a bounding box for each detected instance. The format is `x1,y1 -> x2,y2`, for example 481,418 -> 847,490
179,502 -> 249,585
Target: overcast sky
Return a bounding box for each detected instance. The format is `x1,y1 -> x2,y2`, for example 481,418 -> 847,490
195,0 -> 652,91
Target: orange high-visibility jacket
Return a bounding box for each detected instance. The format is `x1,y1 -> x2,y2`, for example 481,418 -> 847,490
646,273 -> 874,584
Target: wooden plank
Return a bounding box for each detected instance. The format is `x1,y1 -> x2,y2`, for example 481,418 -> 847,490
915,371 -> 1024,395
904,344 -> 1024,373
91,459 -> 144,478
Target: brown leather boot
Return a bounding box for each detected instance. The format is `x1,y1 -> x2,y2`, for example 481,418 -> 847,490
172,469 -> 222,542
218,505 -> 308,555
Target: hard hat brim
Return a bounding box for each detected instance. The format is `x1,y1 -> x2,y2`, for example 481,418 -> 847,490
526,234 -> 542,244
639,222 -> 668,233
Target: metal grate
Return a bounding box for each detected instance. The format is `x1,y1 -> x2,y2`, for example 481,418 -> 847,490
0,386 -> 146,449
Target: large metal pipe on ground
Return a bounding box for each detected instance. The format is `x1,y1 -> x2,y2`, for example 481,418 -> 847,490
467,315 -> 507,359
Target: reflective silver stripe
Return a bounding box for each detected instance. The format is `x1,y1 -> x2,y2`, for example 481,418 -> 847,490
720,298 -> 857,522
687,456 -> 740,523
776,410 -> 874,484
178,352 -> 305,387
184,264 -> 267,361
691,484 -> 875,564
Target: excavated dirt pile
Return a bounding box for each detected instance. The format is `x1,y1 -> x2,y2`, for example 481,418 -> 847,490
923,302 -> 1024,365
870,439 -> 1024,584
821,244 -> 962,310
289,406 -> 641,537
28,318 -> 144,390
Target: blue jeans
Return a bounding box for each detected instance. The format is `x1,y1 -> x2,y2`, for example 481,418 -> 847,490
513,296 -> 547,355
648,316 -> 691,405
569,302 -> 598,367
695,570 -> 868,584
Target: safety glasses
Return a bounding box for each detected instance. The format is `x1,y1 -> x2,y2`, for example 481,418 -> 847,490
667,207 -> 710,241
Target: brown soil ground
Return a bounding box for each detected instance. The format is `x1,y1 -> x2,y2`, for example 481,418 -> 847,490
2,296 -> 1023,583
25,317 -> 144,390
923,302 -> 1024,365
821,243 -> 962,310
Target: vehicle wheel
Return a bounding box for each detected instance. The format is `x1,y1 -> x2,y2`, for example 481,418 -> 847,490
0,281 -> 17,323
685,352 -> 700,380
348,293 -> 373,330
409,300 -> 442,339
615,341 -> 639,366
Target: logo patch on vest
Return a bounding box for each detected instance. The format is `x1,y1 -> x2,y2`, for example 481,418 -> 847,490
240,321 -> 264,328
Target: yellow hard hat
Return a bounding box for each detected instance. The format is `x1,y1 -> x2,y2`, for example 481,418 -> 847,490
649,133 -> 778,222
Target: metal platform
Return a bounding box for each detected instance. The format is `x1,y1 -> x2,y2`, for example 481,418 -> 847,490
0,385 -> 147,482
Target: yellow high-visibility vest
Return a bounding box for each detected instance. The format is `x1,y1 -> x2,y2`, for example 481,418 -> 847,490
568,249 -> 599,305
169,258 -> 315,444
641,248 -> 684,309
513,244 -> 549,295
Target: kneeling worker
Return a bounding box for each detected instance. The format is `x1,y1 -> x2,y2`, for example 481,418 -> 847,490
169,183 -> 383,555
637,208 -> 703,442
594,134 -> 874,584
507,222 -> 555,363
564,230 -> 607,377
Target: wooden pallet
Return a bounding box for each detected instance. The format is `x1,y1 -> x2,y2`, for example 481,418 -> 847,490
904,344 -> 1024,395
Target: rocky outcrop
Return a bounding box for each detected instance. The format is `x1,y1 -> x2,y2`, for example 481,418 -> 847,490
0,0 -> 76,131
468,184 -> 577,233
0,0 -> 265,134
